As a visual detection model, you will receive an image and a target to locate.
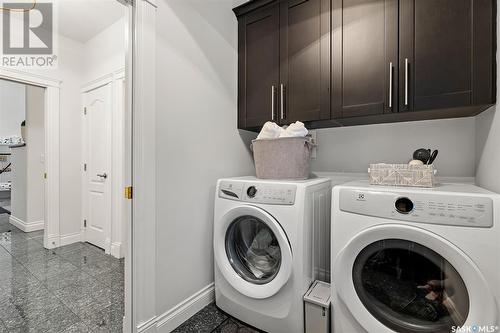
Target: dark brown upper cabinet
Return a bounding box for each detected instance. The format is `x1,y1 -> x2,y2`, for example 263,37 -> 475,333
237,2 -> 280,129
332,0 -> 399,119
279,0 -> 331,124
399,0 -> 495,113
234,0 -> 496,131
235,0 -> 331,130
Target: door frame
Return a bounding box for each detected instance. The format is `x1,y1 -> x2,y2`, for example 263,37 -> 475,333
128,0 -> 157,332
0,67 -> 61,250
81,69 -> 126,257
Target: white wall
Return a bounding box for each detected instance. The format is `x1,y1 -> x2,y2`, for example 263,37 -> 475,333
25,85 -> 45,224
476,107 -> 500,193
155,0 -> 255,321
0,80 -> 25,140
475,8 -> 500,194
82,17 -> 126,84
10,85 -> 45,226
311,117 -> 476,177
22,35 -> 85,237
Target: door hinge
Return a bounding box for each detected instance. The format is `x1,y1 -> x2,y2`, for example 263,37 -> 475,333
83,107 -> 87,115
83,163 -> 87,171
83,219 -> 87,228
124,186 -> 133,200
44,173 -> 47,179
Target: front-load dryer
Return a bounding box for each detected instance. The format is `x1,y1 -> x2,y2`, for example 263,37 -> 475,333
214,177 -> 331,333
331,181 -> 500,333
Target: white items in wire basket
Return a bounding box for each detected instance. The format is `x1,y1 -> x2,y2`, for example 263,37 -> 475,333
368,163 -> 437,188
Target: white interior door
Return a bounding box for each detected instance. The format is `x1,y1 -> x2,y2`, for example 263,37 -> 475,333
83,84 -> 112,249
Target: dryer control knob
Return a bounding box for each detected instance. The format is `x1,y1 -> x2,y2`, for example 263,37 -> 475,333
247,186 -> 257,198
395,197 -> 414,214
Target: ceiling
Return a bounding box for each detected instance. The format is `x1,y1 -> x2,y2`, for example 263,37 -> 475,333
55,0 -> 125,43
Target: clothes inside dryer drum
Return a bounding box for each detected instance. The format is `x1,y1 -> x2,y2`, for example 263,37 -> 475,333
352,239 -> 469,333
225,215 -> 282,285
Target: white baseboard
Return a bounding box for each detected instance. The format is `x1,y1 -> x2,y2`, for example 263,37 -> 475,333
110,241 -> 123,259
156,283 -> 215,332
104,237 -> 112,255
45,234 -> 60,249
137,316 -> 158,333
60,232 -> 82,246
9,215 -> 44,232
137,283 -> 215,333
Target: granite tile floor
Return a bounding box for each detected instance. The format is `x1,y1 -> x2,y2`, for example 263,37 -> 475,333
0,213 -> 124,332
173,303 -> 263,333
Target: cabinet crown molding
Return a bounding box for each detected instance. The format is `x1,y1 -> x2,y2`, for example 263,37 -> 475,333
233,0 -> 276,17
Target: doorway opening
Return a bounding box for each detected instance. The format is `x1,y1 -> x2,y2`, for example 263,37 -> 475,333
0,80 -> 45,234
0,0 -> 132,331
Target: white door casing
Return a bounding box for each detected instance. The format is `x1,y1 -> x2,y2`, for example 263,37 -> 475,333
111,73 -> 127,258
83,83 -> 112,250
132,0 -> 157,331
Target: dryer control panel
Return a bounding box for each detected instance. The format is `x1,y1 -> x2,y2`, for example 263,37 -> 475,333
219,181 -> 296,205
339,188 -> 494,228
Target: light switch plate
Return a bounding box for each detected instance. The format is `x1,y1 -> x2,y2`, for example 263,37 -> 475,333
310,130 -> 317,159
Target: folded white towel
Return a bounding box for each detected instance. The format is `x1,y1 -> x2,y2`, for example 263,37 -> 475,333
279,121 -> 308,138
257,122 -> 284,140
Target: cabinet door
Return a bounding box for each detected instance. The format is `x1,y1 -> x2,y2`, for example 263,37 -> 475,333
400,0 -> 495,112
279,0 -> 330,124
332,0 -> 399,119
238,3 -> 280,129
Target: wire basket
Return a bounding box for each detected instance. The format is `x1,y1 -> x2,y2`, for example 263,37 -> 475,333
368,163 -> 437,188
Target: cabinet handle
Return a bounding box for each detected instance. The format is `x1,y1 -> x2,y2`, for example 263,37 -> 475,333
404,58 -> 409,106
388,62 -> 393,109
280,84 -> 285,120
271,85 -> 276,121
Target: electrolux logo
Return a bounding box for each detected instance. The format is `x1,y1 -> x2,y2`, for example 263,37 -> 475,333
1,1 -> 57,68
451,325 -> 499,333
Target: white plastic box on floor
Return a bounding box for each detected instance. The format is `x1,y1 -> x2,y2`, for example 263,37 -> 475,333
304,280 -> 331,333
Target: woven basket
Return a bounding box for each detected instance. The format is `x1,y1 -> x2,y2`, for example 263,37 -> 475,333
368,163 -> 437,187
251,137 -> 314,180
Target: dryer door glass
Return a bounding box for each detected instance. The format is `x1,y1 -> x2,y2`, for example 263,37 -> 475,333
352,239 -> 469,333
225,215 -> 282,285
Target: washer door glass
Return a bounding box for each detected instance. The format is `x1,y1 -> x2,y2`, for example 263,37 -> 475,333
225,215 -> 282,285
353,239 -> 469,333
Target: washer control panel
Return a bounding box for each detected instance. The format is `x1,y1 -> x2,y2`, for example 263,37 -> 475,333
219,181 -> 296,205
339,188 -> 494,228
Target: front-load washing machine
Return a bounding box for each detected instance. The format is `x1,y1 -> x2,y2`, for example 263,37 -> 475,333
331,181 -> 500,333
214,177 -> 331,333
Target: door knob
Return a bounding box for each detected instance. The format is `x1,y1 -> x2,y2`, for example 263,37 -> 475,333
97,173 -> 108,179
